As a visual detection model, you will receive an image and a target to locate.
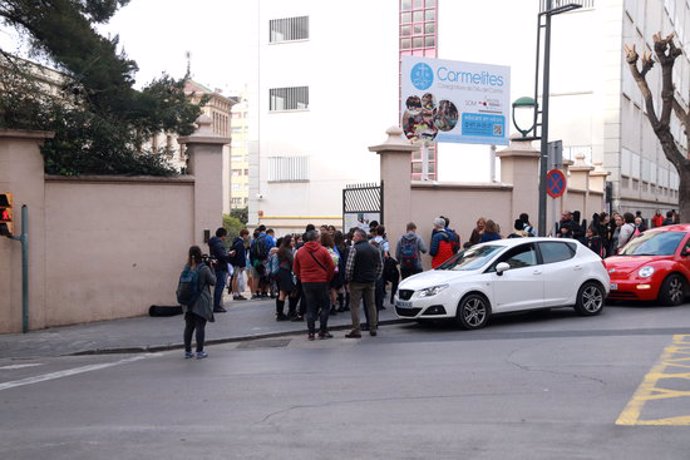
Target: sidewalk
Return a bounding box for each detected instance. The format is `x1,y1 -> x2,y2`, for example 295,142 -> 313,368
0,296 -> 404,359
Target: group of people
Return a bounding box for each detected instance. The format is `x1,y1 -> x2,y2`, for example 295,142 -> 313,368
178,208 -> 680,357
559,208 -> 680,258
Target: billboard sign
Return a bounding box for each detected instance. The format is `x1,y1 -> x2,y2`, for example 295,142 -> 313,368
401,56 -> 511,146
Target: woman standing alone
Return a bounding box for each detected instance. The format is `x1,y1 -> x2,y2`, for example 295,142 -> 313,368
182,246 -> 216,359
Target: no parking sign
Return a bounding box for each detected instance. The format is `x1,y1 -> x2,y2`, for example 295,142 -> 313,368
546,169 -> 566,198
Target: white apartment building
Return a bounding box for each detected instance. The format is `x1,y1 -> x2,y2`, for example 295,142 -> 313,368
248,0 -> 399,232
545,0 -> 687,215
247,0 -> 686,233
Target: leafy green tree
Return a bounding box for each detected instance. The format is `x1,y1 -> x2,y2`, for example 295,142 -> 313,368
0,0 -> 204,176
223,214 -> 244,241
230,207 -> 248,225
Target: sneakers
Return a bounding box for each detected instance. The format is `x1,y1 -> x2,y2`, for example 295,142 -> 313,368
318,331 -> 333,339
308,332 -> 315,341
184,351 -> 194,359
196,351 -> 208,359
345,331 -> 362,338
329,307 -> 337,316
290,315 -> 304,322
233,295 -> 248,301
369,329 -> 378,337
213,306 -> 227,313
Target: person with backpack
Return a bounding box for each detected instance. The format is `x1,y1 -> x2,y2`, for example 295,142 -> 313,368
249,225 -> 273,299
229,228 -> 249,301
429,217 -> 458,268
396,222 -> 427,279
207,228 -> 235,313
177,245 -> 216,359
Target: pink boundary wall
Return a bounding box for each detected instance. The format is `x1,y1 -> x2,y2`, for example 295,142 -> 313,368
0,116 -> 229,333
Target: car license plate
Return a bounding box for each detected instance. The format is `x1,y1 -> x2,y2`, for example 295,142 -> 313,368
610,283 -> 618,291
395,299 -> 413,308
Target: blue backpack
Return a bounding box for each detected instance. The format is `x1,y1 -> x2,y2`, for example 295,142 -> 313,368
176,264 -> 202,307
399,237 -> 419,269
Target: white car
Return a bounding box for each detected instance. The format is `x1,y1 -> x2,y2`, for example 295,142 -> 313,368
394,237 -> 610,329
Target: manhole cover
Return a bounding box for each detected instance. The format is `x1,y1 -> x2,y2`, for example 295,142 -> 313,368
237,338 -> 291,349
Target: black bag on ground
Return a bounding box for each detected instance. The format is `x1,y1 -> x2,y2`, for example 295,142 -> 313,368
148,305 -> 183,317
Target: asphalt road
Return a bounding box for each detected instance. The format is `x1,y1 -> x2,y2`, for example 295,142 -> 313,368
2,303 -> 690,459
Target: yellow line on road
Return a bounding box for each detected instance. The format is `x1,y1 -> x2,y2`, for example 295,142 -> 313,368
617,334 -> 690,426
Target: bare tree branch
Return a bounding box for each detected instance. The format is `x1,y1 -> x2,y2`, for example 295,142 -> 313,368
624,43 -> 659,127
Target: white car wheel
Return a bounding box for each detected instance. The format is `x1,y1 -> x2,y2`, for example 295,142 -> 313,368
456,293 -> 491,330
574,281 -> 605,316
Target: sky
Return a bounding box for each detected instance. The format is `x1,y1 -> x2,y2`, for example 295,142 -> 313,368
0,0 -> 258,95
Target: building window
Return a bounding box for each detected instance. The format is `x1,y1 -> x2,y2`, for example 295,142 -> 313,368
269,16 -> 309,43
269,86 -> 309,111
268,156 -> 309,182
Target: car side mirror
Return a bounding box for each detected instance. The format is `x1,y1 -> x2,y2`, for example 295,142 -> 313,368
682,248 -> 690,257
496,262 -> 510,276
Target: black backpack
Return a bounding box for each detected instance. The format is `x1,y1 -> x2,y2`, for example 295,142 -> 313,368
250,235 -> 268,261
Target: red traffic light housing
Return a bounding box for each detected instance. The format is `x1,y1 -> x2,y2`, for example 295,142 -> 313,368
0,193 -> 13,237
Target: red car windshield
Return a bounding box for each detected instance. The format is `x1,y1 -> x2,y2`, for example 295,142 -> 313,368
619,231 -> 686,256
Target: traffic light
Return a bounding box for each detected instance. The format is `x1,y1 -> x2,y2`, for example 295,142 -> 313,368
0,193 -> 13,237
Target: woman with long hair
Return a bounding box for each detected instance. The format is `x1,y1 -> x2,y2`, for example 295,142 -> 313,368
182,245 -> 216,359
479,219 -> 502,242
275,235 -> 296,321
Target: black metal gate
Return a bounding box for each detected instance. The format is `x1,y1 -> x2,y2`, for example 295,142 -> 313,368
342,182 -> 383,232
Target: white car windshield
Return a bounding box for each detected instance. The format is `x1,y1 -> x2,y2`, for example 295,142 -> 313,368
436,245 -> 503,271
619,231 -> 686,256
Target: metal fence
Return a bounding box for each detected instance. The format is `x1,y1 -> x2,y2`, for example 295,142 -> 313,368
342,182 -> 383,232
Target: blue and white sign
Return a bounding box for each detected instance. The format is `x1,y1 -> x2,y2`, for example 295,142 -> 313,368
401,56 -> 511,146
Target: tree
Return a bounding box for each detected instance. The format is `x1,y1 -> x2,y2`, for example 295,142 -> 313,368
624,33 -> 689,220
0,0 -> 204,176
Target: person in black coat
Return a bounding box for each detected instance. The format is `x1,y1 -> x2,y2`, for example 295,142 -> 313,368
229,228 -> 249,300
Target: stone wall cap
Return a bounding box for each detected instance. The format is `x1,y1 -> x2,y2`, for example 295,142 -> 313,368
177,135 -> 231,145
369,126 -> 420,153
0,129 -> 55,140
496,137 -> 539,158
45,174 -> 195,184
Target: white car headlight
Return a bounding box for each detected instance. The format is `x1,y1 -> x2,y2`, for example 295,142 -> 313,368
417,284 -> 449,298
638,266 -> 655,278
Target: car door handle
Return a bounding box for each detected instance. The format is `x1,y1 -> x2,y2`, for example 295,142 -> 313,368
574,265 -> 583,271
533,269 -> 542,275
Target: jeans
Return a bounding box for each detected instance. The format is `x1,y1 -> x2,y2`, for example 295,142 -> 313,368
400,266 -> 422,280
302,282 -> 330,334
214,269 -> 228,308
184,312 -> 207,352
349,281 -> 377,333
375,276 -> 385,310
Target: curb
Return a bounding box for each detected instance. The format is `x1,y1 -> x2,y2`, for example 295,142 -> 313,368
69,318 -> 410,356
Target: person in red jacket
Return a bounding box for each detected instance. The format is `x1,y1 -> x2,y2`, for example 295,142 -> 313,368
293,230 -> 336,340
429,217 -> 456,268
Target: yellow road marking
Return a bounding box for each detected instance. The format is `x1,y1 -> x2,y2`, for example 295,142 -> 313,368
617,334 -> 690,426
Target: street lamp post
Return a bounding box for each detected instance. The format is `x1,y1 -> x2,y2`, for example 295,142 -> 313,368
535,0 -> 582,236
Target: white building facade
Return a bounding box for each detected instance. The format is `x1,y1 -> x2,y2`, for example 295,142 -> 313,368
247,0 -> 686,233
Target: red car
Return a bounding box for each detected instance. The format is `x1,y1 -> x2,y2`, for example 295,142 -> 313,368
605,224 -> 690,305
